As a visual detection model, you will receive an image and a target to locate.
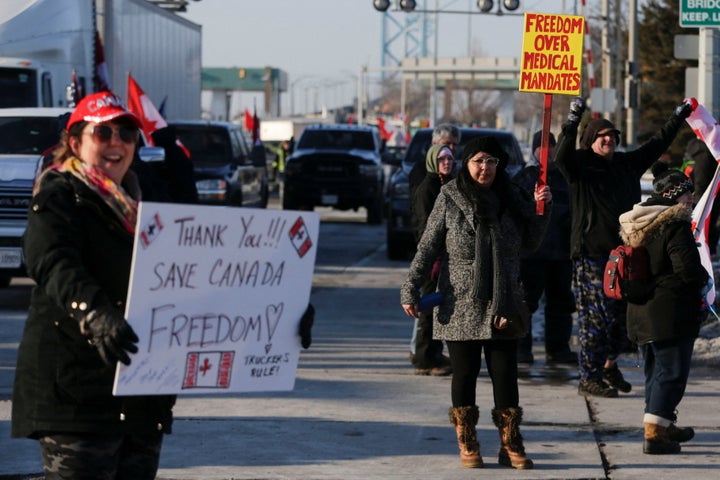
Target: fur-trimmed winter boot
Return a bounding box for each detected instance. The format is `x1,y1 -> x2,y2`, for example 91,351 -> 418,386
448,405 -> 483,468
644,422 -> 681,454
491,406 -> 534,469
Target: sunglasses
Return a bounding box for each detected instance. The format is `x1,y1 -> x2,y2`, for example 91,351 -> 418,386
594,131 -> 620,143
469,156 -> 500,166
87,125 -> 139,144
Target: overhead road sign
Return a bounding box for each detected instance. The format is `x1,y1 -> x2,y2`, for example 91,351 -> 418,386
680,0 -> 720,27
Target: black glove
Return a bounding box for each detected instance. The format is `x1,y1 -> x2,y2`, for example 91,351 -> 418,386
674,101 -> 694,119
80,307 -> 139,366
568,97 -> 586,124
298,303 -> 315,349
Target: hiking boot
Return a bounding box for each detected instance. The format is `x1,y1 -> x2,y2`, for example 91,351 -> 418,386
603,364 -> 632,393
667,424 -> 695,443
578,379 -> 618,398
546,350 -> 578,365
517,350 -> 534,365
644,423 -> 681,454
415,362 -> 452,376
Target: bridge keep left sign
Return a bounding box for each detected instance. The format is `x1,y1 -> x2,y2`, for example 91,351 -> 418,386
519,12 -> 584,95
112,202 -> 319,396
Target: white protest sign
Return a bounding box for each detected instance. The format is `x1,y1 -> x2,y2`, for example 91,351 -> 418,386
112,202 -> 319,395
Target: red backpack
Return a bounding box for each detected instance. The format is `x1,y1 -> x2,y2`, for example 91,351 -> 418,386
603,245 -> 652,303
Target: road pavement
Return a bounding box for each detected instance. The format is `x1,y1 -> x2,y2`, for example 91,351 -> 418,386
1,209 -> 719,479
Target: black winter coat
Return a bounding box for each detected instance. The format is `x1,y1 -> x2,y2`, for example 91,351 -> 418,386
12,170 -> 175,439
555,114 -> 686,259
513,165 -> 571,261
619,203 -> 708,345
411,172 -> 443,243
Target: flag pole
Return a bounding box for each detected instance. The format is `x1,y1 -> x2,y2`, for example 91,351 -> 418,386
536,93 -> 553,215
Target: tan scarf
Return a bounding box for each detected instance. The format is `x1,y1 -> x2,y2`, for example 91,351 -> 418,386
38,157 -> 139,234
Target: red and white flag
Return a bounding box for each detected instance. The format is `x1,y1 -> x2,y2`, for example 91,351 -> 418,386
182,351 -> 234,389
139,212 -> 164,249
94,30 -> 111,92
686,99 -> 720,305
127,74 -> 167,146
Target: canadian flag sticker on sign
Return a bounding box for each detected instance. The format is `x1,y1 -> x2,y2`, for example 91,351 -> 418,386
139,212 -> 164,248
288,216 -> 312,258
183,351 -> 235,389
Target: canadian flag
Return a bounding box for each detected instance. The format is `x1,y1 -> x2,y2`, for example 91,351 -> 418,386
126,74 -> 168,146
94,30 -> 111,92
686,99 -> 720,305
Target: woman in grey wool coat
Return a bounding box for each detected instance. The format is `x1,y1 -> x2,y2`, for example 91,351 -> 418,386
401,136 -> 551,470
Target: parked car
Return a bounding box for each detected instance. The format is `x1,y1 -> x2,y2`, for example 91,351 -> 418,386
0,107 -> 71,287
385,127 -> 525,260
170,120 -> 269,208
282,124 -> 386,224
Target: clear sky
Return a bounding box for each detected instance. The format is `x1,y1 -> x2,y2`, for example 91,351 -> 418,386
178,0 -> 573,116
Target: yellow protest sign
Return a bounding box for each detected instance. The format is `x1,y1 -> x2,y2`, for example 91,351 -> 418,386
520,12 -> 584,95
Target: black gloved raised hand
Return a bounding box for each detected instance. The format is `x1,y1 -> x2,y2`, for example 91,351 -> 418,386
674,99 -> 695,119
80,307 -> 139,366
298,303 -> 315,349
568,97 -> 586,124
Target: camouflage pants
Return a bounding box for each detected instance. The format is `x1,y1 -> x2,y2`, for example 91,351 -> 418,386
573,256 -> 632,383
38,431 -> 163,480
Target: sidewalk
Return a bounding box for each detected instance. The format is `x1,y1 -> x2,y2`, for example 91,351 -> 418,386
1,245 -> 719,479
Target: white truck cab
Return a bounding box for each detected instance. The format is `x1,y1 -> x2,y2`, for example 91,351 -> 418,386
0,107 -> 70,286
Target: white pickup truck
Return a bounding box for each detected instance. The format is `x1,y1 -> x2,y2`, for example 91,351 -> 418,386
0,107 -> 70,287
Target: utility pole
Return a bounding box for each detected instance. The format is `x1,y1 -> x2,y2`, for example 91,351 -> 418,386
625,0 -> 638,148
698,28 -> 720,120
613,0 -> 623,129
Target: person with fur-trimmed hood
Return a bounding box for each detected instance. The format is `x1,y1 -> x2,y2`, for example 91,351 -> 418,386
618,162 -> 708,455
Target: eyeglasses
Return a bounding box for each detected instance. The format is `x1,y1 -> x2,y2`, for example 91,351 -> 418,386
438,155 -> 454,162
595,131 -> 620,143
86,125 -> 139,144
469,156 -> 500,166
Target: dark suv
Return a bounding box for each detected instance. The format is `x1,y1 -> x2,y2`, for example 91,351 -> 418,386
282,124 -> 385,224
385,127 -> 525,260
170,120 -> 269,208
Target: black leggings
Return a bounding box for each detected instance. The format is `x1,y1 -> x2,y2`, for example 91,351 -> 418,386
446,339 -> 519,409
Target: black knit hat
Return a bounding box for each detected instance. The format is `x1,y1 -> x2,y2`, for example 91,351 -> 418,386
579,118 -> 620,149
532,130 -> 556,151
461,136 -> 508,171
651,161 -> 693,201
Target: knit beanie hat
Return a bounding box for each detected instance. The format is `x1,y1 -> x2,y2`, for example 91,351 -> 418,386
650,161 -> 693,201
461,136 -> 508,171
532,130 -> 556,151
579,118 -> 620,149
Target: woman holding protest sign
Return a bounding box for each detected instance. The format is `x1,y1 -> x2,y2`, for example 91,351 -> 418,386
11,91 -> 175,479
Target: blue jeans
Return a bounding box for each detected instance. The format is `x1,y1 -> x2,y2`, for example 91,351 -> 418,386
641,337 -> 695,422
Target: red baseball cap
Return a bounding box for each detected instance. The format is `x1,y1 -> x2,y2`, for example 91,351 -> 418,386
66,91 -> 141,131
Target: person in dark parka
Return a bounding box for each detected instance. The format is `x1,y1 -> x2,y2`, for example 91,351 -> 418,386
12,91 -> 175,479
619,162 -> 707,455
409,144 -> 455,375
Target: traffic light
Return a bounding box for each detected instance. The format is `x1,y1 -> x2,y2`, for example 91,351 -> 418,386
373,0 -> 391,11
399,0 -> 416,11
477,0 -> 520,12
478,0 -> 493,12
